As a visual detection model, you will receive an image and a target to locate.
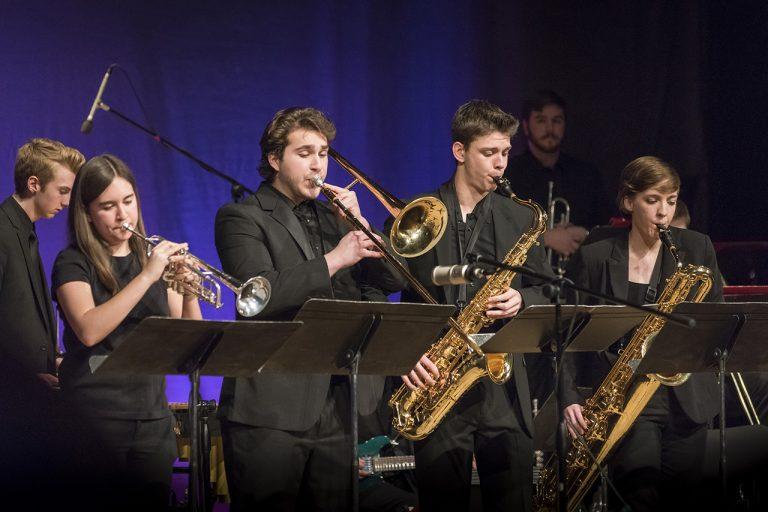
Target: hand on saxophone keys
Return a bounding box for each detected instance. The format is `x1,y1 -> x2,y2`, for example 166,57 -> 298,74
485,287 -> 523,319
564,403 -> 589,437
401,354 -> 441,391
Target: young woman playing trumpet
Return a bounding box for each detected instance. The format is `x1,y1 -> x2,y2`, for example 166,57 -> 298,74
53,154 -> 201,508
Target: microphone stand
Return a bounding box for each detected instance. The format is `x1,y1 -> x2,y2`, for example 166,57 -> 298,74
467,253 -> 695,512
91,101 -> 254,202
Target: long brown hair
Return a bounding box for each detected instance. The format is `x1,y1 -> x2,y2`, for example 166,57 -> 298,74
67,154 -> 148,294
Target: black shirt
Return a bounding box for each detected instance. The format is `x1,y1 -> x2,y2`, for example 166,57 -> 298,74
503,150 -> 610,229
268,183 -> 379,303
52,247 -> 170,420
449,191 -> 496,305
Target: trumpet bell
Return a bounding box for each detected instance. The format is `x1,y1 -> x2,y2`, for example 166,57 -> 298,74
390,197 -> 448,258
236,276 -> 271,317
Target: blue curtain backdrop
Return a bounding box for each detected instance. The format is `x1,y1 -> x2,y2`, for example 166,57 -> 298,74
2,1 -> 767,401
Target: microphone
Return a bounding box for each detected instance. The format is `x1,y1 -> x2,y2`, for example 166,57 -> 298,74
81,65 -> 115,134
431,264 -> 487,286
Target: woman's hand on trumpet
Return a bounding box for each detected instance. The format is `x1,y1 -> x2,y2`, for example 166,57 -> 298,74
142,240 -> 189,282
323,183 -> 371,231
166,254 -> 203,299
324,230 -> 383,276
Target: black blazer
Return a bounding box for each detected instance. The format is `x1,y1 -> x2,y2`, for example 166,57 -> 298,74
214,184 -> 406,430
0,196 -> 56,375
388,181 -> 555,436
563,226 -> 724,424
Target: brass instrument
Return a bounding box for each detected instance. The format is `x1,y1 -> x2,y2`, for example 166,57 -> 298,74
546,180 -> 571,275
328,147 -> 448,258
121,223 -> 271,317
389,177 -> 548,440
313,175 -> 487,363
731,372 -> 761,425
534,227 -> 713,511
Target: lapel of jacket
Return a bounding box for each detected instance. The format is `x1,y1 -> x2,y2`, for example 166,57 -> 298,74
607,230 -> 629,301
1,199 -> 53,337
256,185 -> 315,260
437,181 -> 457,305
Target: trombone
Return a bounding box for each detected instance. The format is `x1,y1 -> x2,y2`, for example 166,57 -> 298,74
327,148 -> 448,258
121,222 -> 271,317
314,149 -> 485,355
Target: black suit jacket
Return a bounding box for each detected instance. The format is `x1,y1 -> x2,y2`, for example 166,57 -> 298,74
388,181 -> 555,436
0,196 -> 56,374
214,184 -> 406,430
563,226 -> 724,424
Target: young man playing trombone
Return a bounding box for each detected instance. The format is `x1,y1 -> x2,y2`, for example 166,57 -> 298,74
392,100 -> 554,512
214,107 -> 405,511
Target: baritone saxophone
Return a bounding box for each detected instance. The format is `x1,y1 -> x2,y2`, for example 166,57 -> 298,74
534,227 -> 713,511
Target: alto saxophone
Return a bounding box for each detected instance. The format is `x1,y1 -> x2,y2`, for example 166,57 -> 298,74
389,177 -> 547,440
534,231 -> 713,511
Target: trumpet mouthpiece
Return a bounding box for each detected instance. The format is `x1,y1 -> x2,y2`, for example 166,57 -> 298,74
311,176 -> 324,187
121,222 -> 134,231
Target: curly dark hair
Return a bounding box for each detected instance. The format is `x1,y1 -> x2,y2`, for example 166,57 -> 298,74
258,107 -> 336,182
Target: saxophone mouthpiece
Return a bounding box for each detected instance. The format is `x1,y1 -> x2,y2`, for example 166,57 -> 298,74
493,176 -> 515,198
657,224 -> 681,267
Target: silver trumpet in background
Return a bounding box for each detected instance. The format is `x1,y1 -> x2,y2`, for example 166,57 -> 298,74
546,180 -> 571,275
121,222 -> 271,317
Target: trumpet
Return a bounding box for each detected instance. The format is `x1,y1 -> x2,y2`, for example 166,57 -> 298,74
546,180 -> 571,274
120,222 -> 271,317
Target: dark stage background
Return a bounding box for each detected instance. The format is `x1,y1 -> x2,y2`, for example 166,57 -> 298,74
2,1 -> 766,401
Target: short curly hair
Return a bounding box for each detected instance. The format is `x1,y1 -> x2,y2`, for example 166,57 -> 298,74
258,107 -> 336,182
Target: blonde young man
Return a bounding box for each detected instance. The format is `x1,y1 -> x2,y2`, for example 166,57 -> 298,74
0,138 -> 84,385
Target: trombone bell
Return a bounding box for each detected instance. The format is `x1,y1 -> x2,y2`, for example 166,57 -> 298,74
326,147 -> 448,258
390,197 -> 448,258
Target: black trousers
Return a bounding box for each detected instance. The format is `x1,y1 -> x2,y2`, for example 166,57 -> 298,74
221,382 -> 351,512
609,387 -> 707,512
90,415 -> 177,510
414,379 -> 533,512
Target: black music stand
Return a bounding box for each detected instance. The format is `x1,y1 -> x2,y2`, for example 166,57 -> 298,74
258,298 -> 455,512
482,304 -> 650,509
481,304 -> 649,355
96,317 -> 302,512
637,302 -> 768,504
480,304 -> 649,452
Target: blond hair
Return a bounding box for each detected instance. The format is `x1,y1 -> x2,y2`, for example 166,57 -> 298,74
14,138 -> 85,197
